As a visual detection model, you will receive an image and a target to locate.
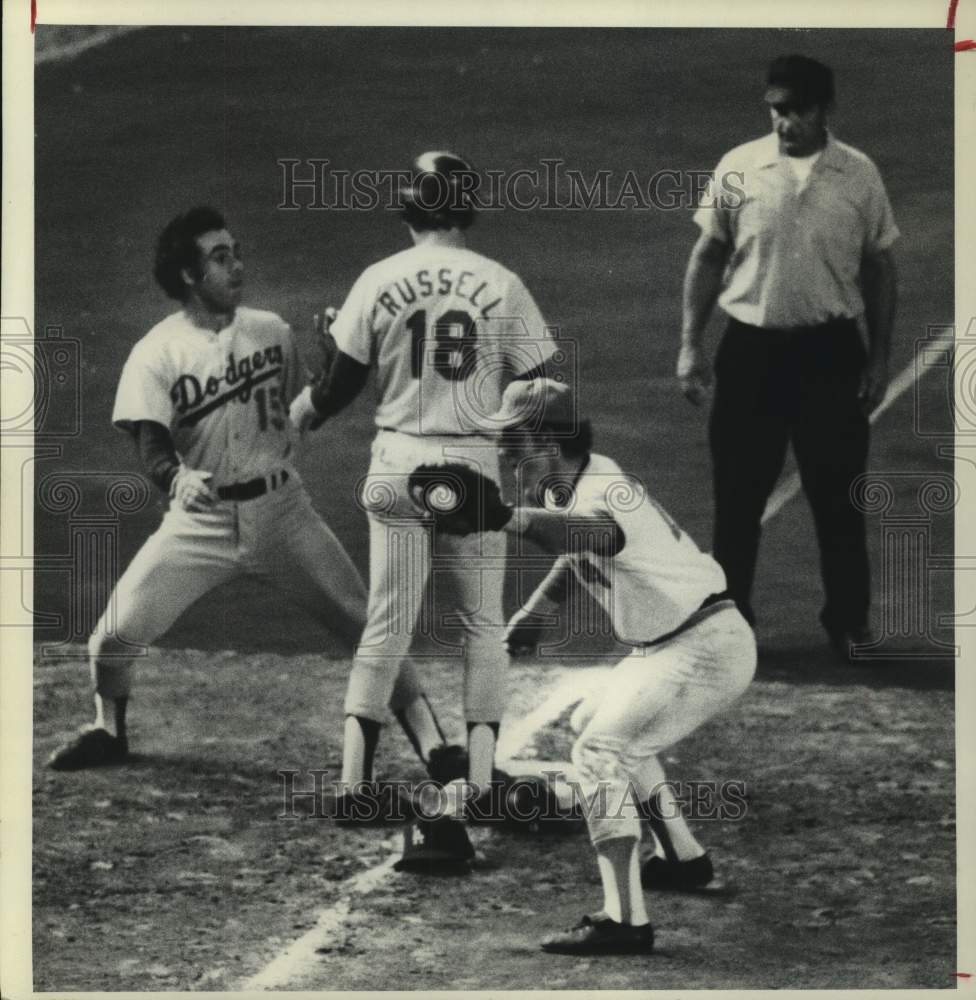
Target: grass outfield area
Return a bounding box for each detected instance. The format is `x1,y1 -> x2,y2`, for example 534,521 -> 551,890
34,648 -> 953,990
32,25 -> 955,990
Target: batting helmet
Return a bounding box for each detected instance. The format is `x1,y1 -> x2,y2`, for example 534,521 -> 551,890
400,150 -> 478,231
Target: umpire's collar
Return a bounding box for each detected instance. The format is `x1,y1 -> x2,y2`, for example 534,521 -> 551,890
756,131 -> 847,172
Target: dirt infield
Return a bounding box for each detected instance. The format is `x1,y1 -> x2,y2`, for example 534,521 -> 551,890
34,648 -> 954,990
31,25 -> 955,991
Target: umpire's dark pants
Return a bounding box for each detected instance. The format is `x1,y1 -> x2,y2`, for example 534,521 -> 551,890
709,316 -> 870,633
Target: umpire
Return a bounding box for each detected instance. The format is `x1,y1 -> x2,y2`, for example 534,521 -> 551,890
677,54 -> 898,653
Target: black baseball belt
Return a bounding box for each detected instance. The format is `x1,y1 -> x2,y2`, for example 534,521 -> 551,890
216,469 -> 289,502
640,591 -> 737,648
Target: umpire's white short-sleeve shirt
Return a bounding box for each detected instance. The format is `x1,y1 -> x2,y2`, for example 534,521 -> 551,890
694,132 -> 899,329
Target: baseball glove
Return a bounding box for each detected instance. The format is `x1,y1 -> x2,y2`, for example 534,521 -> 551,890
407,463 -> 513,535
308,307 -> 339,385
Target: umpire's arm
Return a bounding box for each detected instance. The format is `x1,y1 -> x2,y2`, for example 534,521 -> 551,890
678,233 -> 732,406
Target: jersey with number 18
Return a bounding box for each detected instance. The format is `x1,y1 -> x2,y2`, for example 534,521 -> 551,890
330,244 -> 557,436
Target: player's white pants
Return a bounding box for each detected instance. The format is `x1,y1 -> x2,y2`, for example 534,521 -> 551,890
88,477 -> 371,700
343,431 -> 508,724
569,603 -> 756,846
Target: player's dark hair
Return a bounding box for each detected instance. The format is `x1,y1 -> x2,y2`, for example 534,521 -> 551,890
766,55 -> 834,110
400,151 -> 477,232
153,206 -> 227,301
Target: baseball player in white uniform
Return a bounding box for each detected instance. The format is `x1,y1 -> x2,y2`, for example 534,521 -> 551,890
290,152 -> 557,858
49,206 -> 449,773
489,379 -> 756,954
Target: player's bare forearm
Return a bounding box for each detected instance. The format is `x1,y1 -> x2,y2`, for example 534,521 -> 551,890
520,555 -> 572,615
504,507 -> 625,558
506,556 -> 572,656
512,358 -> 551,383
681,233 -> 730,349
861,249 -> 897,364
133,420 -> 181,494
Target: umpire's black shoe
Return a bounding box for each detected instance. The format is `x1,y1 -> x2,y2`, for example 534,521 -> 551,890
640,852 -> 714,891
824,623 -> 877,663
48,727 -> 128,770
332,783 -> 407,826
394,815 -> 475,875
541,913 -> 655,955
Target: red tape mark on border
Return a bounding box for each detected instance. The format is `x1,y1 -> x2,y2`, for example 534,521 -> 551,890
949,0 -> 976,50
956,972 -> 973,979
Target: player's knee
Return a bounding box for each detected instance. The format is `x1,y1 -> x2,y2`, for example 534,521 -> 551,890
725,622 -> 758,698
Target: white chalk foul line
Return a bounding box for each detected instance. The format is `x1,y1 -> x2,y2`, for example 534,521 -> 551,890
237,665 -> 603,990
35,26 -> 145,66
239,854 -> 398,991
760,330 -> 955,525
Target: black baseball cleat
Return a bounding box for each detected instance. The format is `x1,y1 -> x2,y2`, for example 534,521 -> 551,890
332,783 -> 408,826
426,744 -> 469,785
495,774 -> 582,833
394,815 -> 475,875
640,852 -> 714,891
47,727 -> 128,770
541,913 -> 655,955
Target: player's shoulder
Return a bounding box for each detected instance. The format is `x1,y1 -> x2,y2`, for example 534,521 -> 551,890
126,310 -> 193,359
583,452 -> 625,479
359,246 -> 420,281
574,453 -> 630,506
237,305 -> 291,333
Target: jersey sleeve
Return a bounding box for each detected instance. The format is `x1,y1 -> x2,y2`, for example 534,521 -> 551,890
692,154 -> 735,245
502,273 -> 558,376
111,338 -> 175,434
330,271 -> 375,366
861,161 -> 900,254
571,471 -> 616,520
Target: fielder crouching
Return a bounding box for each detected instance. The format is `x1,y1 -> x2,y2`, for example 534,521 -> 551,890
454,378 -> 757,954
